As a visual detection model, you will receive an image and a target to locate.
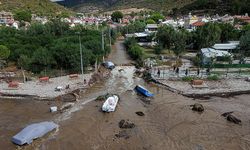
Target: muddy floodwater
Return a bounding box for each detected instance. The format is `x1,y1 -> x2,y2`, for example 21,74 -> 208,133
1,40 -> 250,150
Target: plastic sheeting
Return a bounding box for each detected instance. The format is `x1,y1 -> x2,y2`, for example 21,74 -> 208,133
102,95 -> 119,112
12,121 -> 58,145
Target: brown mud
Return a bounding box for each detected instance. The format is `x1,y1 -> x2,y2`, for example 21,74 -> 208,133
1,40 -> 250,150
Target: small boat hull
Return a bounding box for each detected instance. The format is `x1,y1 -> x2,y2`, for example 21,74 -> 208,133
102,95 -> 119,112
135,85 -> 154,97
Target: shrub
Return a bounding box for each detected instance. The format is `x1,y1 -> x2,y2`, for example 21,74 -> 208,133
182,76 -> 194,81
207,75 -> 219,81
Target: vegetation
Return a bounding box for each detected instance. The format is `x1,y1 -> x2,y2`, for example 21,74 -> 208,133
239,31 -> 250,56
182,76 -> 195,81
175,0 -> 250,15
120,21 -> 146,35
0,19 -> 115,75
14,10 -> 32,22
124,37 -> 144,65
207,75 -> 220,81
0,0 -> 72,16
111,11 -> 123,22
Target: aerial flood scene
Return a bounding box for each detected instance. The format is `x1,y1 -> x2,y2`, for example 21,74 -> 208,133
1,0 -> 250,150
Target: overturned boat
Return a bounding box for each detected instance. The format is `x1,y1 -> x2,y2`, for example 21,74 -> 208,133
135,85 -> 154,97
102,95 -> 119,112
12,121 -> 58,146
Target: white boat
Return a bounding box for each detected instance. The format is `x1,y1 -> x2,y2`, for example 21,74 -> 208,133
102,95 -> 119,112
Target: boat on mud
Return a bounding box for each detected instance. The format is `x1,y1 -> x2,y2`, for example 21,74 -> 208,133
12,121 -> 58,146
102,95 -> 119,112
135,85 -> 154,97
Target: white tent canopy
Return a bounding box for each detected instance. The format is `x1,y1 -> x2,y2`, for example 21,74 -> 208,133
201,48 -> 232,58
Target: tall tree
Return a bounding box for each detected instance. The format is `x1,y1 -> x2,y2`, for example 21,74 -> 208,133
195,23 -> 221,49
239,31 -> 250,56
111,11 -> 123,23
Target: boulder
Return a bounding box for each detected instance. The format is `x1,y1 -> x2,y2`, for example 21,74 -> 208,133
135,111 -> 145,116
119,120 -> 135,129
191,103 -> 204,112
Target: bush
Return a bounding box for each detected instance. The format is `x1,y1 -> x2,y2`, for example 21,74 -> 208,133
182,76 -> 194,81
207,75 -> 219,81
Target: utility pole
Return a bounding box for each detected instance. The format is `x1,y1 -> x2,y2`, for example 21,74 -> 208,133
109,27 -> 112,48
102,30 -> 105,62
78,33 -> 84,77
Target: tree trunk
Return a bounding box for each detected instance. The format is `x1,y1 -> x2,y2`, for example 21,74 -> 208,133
21,67 -> 26,83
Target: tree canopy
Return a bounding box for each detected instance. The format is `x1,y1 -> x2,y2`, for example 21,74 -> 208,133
14,10 -> 32,22
111,11 -> 123,23
0,19 -> 114,74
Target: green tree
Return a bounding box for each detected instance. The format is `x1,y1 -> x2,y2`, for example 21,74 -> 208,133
195,23 -> 221,49
239,31 -> 250,56
146,19 -> 156,24
0,45 -> 10,59
172,31 -> 187,58
111,11 -> 123,23
154,44 -> 164,54
149,12 -> 164,23
156,25 -> 175,49
14,10 -> 32,22
218,23 -> 240,43
0,45 -> 10,68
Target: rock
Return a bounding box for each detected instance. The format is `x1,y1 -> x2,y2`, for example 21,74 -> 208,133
226,114 -> 241,124
221,111 -> 234,117
119,119 -> 135,129
115,130 -> 130,139
118,69 -> 125,72
190,103 -> 204,112
95,93 -> 112,101
135,111 -> 145,116
60,103 -> 74,112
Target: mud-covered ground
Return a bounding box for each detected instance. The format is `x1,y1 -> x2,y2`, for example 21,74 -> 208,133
1,40 -> 250,150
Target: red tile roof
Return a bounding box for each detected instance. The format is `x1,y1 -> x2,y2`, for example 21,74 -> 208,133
192,21 -> 205,27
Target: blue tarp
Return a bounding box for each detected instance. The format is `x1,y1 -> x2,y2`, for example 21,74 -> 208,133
135,85 -> 154,97
12,121 -> 58,145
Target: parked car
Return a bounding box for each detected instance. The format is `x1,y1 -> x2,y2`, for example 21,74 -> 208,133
103,61 -> 115,70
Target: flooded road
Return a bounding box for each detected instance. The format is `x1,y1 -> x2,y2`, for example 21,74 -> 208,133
1,40 -> 250,150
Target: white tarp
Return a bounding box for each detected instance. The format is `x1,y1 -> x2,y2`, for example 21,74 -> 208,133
201,48 -> 232,58
102,95 -> 119,112
12,121 -> 58,145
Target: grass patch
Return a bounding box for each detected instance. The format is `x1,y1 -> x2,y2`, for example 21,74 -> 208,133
207,75 -> 220,81
182,76 -> 194,81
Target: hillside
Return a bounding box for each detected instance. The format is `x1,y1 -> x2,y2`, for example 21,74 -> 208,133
0,0 -> 72,16
61,0 -> 194,14
60,0 -> 250,15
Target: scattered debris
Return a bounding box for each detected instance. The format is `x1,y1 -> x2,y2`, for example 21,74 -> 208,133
119,119 -> 135,129
221,112 -> 241,124
190,103 -> 204,112
221,111 -> 234,117
135,111 -> 145,116
227,114 -> 242,124
50,106 -> 58,113
60,103 -> 74,112
118,69 -> 125,72
55,86 -> 63,92
115,130 -> 130,139
95,93 -> 111,101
